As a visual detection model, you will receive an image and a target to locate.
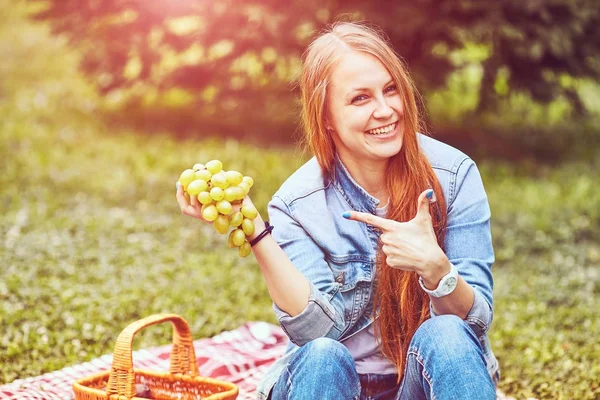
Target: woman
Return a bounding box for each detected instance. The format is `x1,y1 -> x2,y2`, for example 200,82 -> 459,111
177,21 -> 498,400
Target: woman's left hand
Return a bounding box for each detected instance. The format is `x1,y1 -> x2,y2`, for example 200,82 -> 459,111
343,189 -> 450,285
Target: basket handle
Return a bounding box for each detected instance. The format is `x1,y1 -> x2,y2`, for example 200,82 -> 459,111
105,314 -> 199,399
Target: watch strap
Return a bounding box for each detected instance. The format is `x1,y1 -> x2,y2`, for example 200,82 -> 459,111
418,263 -> 459,298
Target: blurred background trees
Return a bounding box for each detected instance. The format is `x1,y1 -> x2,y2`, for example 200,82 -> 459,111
24,0 -> 600,155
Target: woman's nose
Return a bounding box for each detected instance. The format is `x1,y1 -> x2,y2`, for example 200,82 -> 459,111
373,97 -> 393,119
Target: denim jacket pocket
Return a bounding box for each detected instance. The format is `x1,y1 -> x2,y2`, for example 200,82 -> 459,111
327,256 -> 373,336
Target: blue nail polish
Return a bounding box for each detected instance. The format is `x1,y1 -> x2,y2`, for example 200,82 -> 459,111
176,182 -> 180,191
426,189 -> 434,199
342,212 -> 351,219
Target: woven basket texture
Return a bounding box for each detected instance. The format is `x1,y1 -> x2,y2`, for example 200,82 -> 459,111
73,314 -> 238,400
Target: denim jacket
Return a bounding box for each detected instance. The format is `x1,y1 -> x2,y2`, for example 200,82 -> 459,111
256,134 -> 498,399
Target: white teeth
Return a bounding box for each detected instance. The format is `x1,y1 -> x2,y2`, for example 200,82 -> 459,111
367,123 -> 395,135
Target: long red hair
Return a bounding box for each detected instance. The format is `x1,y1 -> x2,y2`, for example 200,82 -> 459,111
299,21 -> 448,381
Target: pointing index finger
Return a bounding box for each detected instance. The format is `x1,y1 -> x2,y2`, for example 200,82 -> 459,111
342,210 -> 395,231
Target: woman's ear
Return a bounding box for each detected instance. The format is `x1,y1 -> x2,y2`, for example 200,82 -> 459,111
324,108 -> 335,132
324,117 -> 333,132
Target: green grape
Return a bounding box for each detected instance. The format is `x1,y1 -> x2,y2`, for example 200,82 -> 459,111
227,186 -> 245,201
231,229 -> 246,247
210,171 -> 229,189
238,241 -> 252,257
179,169 -> 196,189
238,182 -> 251,195
216,200 -> 233,215
227,231 -> 237,248
223,187 -> 238,202
241,204 -> 258,219
213,214 -> 230,234
195,169 -> 212,182
229,211 -> 243,227
186,179 -> 208,196
241,218 -> 255,236
205,159 -> 223,174
200,203 -> 209,215
225,170 -> 244,186
202,205 -> 219,222
242,176 -> 254,187
198,191 -> 213,205
210,187 -> 225,201
192,163 -> 206,171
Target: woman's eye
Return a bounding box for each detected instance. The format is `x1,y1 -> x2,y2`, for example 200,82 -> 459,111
385,85 -> 397,93
351,94 -> 368,104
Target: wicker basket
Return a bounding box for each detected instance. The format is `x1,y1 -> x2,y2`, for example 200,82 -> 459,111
73,314 -> 238,400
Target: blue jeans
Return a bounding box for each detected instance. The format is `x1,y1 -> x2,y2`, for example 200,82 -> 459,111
268,315 -> 496,400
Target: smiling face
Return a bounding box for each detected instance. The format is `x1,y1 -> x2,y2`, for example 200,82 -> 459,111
326,50 -> 404,169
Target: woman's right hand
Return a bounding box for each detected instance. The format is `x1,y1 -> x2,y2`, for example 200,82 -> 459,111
175,182 -> 208,221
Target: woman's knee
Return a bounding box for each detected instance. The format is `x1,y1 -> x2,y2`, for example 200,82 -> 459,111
298,337 -> 354,367
273,338 -> 359,399
287,337 -> 358,387
410,315 -> 481,357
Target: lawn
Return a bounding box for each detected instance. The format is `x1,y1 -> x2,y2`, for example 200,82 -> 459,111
1,114 -> 599,399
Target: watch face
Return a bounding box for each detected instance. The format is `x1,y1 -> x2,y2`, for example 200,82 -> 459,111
444,277 -> 457,290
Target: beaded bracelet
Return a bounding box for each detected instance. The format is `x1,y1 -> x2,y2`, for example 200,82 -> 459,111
250,221 -> 274,247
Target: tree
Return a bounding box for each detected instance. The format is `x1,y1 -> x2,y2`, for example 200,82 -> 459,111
30,0 -> 600,135
334,0 -> 600,116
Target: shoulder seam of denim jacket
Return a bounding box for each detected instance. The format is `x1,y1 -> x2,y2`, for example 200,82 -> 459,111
271,157 -> 329,204
431,165 -> 459,174
448,156 -> 473,208
269,195 -> 296,227
273,182 -> 330,206
418,133 -> 468,165
288,183 -> 331,206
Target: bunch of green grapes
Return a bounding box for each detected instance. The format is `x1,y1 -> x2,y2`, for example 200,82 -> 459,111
178,160 -> 258,258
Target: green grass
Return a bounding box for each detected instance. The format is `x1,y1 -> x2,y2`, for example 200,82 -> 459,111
482,162 -> 600,398
1,117 -> 599,399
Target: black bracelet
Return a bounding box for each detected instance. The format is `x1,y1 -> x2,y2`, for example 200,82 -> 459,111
250,221 -> 274,247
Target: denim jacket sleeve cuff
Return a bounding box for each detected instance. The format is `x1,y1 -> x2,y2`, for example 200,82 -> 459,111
273,283 -> 341,346
429,287 -> 492,337
464,287 -> 493,336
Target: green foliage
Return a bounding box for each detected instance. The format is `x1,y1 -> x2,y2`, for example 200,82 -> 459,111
26,0 -> 312,135
28,0 -> 600,134
0,0 -> 99,128
425,45 -> 600,162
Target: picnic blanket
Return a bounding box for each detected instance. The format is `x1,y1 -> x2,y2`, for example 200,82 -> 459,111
0,321 -> 514,400
0,322 -> 285,400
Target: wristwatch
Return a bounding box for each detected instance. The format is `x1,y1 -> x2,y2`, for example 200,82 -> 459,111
418,264 -> 459,298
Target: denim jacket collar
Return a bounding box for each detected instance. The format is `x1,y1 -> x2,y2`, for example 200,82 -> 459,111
332,154 -> 381,214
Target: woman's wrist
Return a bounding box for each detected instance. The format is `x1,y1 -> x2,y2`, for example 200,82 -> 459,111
420,255 -> 452,290
247,214 -> 266,242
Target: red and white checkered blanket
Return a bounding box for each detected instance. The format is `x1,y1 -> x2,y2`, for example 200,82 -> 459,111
0,321 -> 513,400
0,322 -> 287,400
